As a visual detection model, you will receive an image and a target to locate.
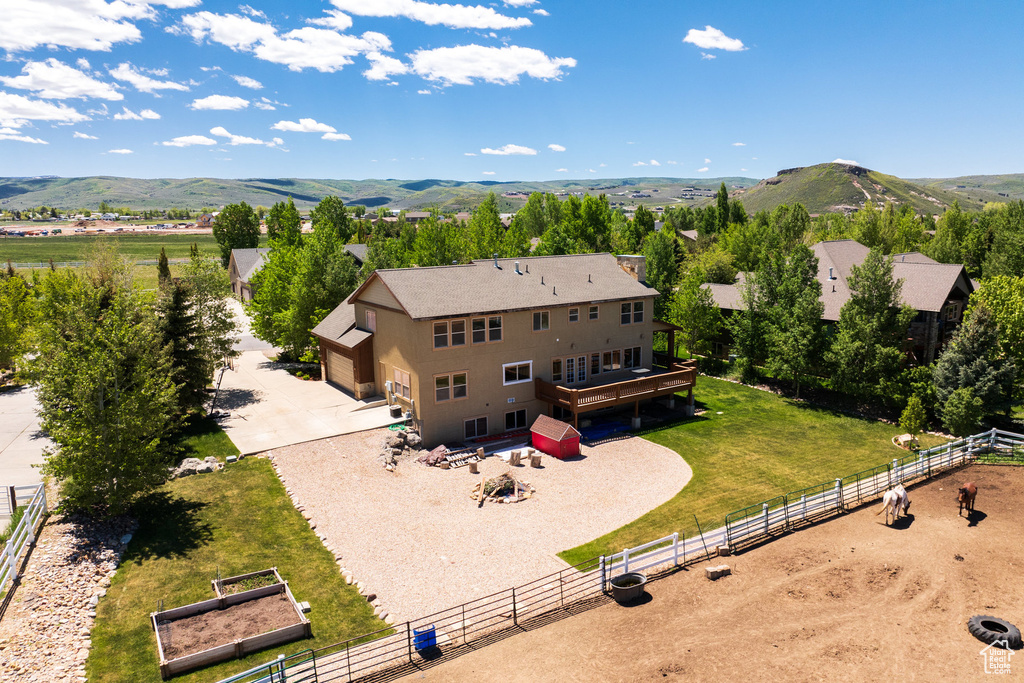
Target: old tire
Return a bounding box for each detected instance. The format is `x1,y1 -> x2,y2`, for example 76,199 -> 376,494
968,615 -> 1023,650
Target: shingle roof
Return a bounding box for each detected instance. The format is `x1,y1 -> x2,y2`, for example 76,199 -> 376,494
311,302 -> 356,343
352,253 -> 656,321
892,252 -> 938,265
704,283 -> 745,311
892,261 -> 971,313
344,243 -> 368,265
232,248 -> 271,282
530,414 -> 580,441
680,229 -> 699,242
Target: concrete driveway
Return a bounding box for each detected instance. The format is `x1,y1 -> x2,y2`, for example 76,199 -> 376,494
0,386 -> 50,487
216,350 -> 403,455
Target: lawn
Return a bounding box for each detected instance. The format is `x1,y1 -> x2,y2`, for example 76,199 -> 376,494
87,419 -> 384,683
0,233 -> 267,263
559,377 -> 949,565
17,264 -> 181,291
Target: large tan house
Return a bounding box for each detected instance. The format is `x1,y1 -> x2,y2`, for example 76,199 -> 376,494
313,253 -> 697,447
228,248 -> 270,301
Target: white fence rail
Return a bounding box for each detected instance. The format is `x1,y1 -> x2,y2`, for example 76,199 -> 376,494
0,484 -> 48,598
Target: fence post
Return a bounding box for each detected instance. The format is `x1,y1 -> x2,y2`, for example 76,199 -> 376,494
990,427 -> 997,451
406,622 -> 413,664
891,459 -> 899,484
623,547 -> 629,574
834,478 -> 842,511
461,604 -> 467,645
947,442 -> 953,467
801,495 -> 807,520
5,539 -> 15,583
346,641 -> 352,682
599,555 -> 606,594
512,587 -> 518,627
671,532 -> 679,567
762,502 -> 769,535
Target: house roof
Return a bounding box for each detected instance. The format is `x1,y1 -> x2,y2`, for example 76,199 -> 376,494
350,253 -> 657,321
706,240 -> 973,320
231,248 -> 271,282
530,414 -> 580,441
344,243 -> 368,265
311,302 -> 357,344
680,229 -> 699,242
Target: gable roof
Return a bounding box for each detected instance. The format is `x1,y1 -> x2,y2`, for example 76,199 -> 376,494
311,302 -> 356,343
344,243 -> 368,265
530,414 -> 580,441
349,253 -> 656,321
231,248 -> 271,282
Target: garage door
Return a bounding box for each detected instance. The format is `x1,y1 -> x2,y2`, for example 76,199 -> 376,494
325,349 -> 356,393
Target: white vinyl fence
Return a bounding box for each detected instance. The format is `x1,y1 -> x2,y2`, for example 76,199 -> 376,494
0,484 -> 48,598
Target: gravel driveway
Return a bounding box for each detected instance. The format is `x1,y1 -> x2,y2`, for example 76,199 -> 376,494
266,430 -> 692,623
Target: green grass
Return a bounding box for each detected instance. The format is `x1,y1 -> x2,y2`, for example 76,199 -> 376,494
0,233 -> 267,264
87,420 -> 385,683
0,506 -> 26,543
558,377 -> 949,565
18,264 -> 182,291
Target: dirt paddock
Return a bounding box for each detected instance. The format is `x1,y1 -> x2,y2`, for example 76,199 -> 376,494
401,465 -> 1024,681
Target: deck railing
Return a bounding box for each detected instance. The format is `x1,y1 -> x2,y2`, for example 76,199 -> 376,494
535,361 -> 696,412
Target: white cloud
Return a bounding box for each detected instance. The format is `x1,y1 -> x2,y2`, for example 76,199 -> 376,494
73,131 -> 98,139
307,9 -> 353,31
480,143 -> 537,155
109,63 -> 189,94
330,0 -> 532,30
732,142 -> 745,146
161,135 -> 217,147
363,52 -> 410,81
209,125 -> 283,147
650,159 -> 661,166
464,152 -> 477,156
587,168 -> 595,173
555,168 -> 568,172
740,168 -> 748,172
113,106 -> 160,120
322,132 -> 351,141
231,74 -> 263,89
76,58 -> 91,70
409,44 -> 575,85
417,89 -> 432,95
533,9 -> 549,16
200,65 -> 222,72
253,96 -> 285,111
238,4 -> 267,19
599,163 -> 606,167
632,161 -> 647,167
0,92 -> 88,127
683,26 -> 746,51
177,11 -> 393,73
704,158 -> 711,164
700,52 -> 716,61
504,0 -> 537,6
0,131 -> 48,143
547,143 -> 565,152
0,0 -> 200,52
0,59 -> 123,101
833,158 -> 860,165
107,148 -> 133,154
667,160 -> 678,165
271,118 -> 336,133
697,167 -> 709,172
482,171 -> 496,175
191,95 -> 249,110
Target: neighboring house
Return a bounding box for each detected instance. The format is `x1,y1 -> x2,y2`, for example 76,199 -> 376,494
704,239 -> 975,364
404,212 -> 431,224
313,253 -> 697,447
343,243 -> 368,268
197,213 -> 216,228
228,248 -> 271,301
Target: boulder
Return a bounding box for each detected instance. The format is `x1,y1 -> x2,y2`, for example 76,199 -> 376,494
406,432 -> 423,449
385,432 -> 405,449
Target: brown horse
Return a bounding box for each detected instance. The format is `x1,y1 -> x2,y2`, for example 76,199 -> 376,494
958,482 -> 977,516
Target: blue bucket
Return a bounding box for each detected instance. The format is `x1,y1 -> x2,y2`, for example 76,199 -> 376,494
413,624 -> 436,651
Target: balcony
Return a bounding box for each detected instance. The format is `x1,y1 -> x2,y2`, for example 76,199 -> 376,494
535,358 -> 697,426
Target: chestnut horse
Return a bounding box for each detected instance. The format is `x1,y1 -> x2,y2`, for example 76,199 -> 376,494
958,482 -> 977,516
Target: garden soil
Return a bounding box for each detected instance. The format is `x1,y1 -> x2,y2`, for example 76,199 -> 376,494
159,593 -> 299,659
401,465 -> 1024,681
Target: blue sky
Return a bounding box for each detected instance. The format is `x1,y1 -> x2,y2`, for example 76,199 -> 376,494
1,1 -> 1022,181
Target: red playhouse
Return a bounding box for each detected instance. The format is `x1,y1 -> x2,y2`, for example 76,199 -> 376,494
530,415 -> 581,460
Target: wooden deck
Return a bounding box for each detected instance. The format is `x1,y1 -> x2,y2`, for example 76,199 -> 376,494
535,359 -> 697,421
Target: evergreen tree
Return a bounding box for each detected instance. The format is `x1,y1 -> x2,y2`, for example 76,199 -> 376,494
716,182 -> 730,232
827,249 -> 915,398
942,387 -> 984,436
157,247 -> 171,287
212,202 -> 260,267
158,282 -> 207,414
933,304 -> 1016,419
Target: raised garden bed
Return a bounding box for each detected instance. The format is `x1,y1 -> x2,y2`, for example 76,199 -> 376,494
152,568 -> 310,679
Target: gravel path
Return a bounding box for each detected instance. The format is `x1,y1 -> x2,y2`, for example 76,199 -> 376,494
267,431 -> 691,623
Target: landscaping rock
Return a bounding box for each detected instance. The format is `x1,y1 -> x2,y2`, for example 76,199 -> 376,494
405,432 -> 422,449
168,456 -> 223,479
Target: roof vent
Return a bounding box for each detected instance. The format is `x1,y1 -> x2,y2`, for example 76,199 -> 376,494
588,273 -> 592,283
541,275 -> 544,285
828,267 -> 835,280
493,253 -> 499,268
514,261 -> 521,274
832,284 -> 836,293
525,264 -> 530,273
553,285 -> 556,296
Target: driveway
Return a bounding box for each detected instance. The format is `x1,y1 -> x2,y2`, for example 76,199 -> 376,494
216,350 -> 404,455
0,386 -> 50,487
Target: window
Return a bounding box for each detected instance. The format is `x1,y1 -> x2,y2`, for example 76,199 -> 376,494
451,320 -> 466,347
591,353 -> 601,376
568,307 -> 580,323
434,372 -> 468,403
503,361 -> 532,385
602,350 -> 621,372
620,301 -> 645,325
488,316 -> 503,342
589,305 -> 599,321
624,346 -> 642,369
472,317 -> 486,344
393,369 -> 411,400
533,311 -> 550,331
433,322 -> 449,349
551,359 -> 563,382
365,309 -> 377,332
505,409 -> 527,431
471,316 -> 502,343
465,416 -> 488,440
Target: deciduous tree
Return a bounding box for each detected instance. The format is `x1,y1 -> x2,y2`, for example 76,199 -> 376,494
212,202 -> 260,267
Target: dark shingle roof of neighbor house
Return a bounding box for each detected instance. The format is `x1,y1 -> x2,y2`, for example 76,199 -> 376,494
232,248 -> 271,282
344,243 -> 368,265
530,414 -> 580,441
704,240 -> 973,321
352,253 -> 657,321
311,303 -> 375,348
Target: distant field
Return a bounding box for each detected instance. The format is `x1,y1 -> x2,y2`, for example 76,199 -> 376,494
0,233 -> 265,264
